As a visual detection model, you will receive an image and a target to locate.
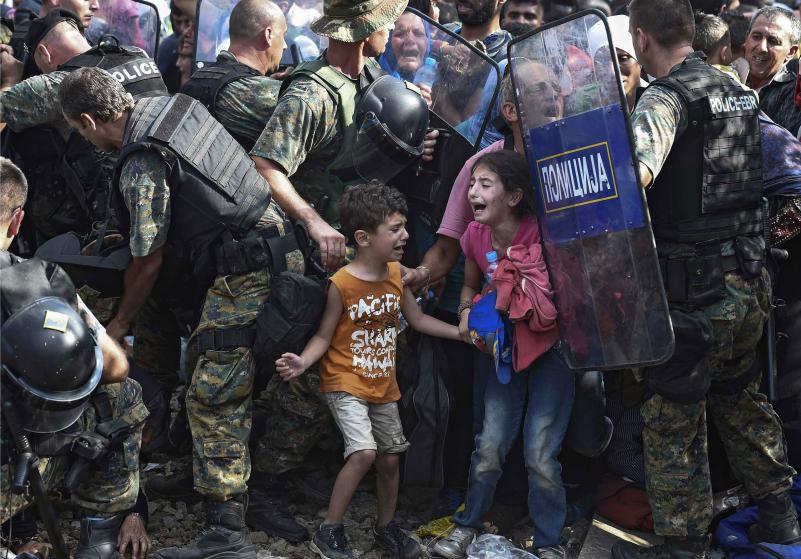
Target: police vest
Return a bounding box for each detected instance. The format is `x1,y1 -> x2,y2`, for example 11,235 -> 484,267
112,94 -> 273,324
646,53 -> 763,245
278,58 -> 381,223
180,56 -> 262,150
8,44 -> 168,241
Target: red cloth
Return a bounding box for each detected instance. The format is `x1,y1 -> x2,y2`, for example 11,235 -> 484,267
493,243 -> 558,371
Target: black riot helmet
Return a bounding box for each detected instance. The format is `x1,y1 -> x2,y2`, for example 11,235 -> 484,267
353,75 -> 430,183
1,297 -> 103,433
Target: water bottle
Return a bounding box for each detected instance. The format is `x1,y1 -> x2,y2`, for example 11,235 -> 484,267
413,57 -> 437,88
485,250 -> 499,286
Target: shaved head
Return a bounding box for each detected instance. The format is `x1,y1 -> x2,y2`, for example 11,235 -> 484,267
229,0 -> 285,42
35,20 -> 90,71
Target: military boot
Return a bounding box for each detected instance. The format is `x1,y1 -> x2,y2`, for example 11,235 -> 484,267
749,490 -> 801,545
612,536 -> 709,559
75,514 -> 125,559
246,484 -> 309,542
154,495 -> 257,559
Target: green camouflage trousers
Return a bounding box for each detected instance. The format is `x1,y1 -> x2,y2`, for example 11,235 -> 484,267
185,208 -> 305,501
252,367 -> 339,476
642,270 -> 796,537
0,378 -> 148,523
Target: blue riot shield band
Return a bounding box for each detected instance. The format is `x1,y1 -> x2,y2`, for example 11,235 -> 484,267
508,10 -> 673,370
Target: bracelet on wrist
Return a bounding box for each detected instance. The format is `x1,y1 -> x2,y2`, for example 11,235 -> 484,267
457,301 -> 473,319
417,265 -> 432,291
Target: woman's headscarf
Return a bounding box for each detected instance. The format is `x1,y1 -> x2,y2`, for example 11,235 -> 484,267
378,17 -> 432,81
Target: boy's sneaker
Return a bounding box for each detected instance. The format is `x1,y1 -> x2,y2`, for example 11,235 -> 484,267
373,521 -> 421,559
535,544 -> 569,559
431,526 -> 477,559
310,524 -> 354,559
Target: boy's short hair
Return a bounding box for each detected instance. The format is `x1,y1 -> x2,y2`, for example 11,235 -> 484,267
693,11 -> 731,56
338,181 -> 408,244
0,157 -> 28,222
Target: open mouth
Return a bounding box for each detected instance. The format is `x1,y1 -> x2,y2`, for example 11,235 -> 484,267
472,203 -> 487,216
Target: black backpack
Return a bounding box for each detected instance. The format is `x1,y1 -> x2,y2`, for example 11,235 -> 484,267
252,271 -> 326,376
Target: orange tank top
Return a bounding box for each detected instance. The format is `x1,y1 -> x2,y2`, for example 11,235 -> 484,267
320,262 -> 403,403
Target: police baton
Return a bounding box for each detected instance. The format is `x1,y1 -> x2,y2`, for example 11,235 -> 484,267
1,399 -> 69,559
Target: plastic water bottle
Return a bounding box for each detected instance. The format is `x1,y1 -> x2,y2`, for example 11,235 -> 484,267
413,57 -> 437,88
485,250 -> 499,286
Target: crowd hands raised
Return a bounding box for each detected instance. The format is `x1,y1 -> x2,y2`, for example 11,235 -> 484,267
0,0 -> 801,558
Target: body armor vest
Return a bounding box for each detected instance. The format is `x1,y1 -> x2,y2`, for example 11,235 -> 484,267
647,54 -> 763,245
8,44 -> 167,241
180,56 -> 262,150
279,58 -> 382,223
112,94 -> 273,326
0,251 -> 78,323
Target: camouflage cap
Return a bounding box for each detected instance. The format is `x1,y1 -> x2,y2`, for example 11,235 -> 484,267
310,0 -> 408,43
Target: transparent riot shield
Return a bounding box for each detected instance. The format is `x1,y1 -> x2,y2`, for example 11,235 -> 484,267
85,0 -> 161,57
377,8 -> 500,148
193,0 -> 326,71
508,10 -> 673,371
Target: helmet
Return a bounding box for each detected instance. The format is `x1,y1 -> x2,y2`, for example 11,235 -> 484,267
1,297 -> 103,433
353,75 -> 430,183
35,232 -> 132,297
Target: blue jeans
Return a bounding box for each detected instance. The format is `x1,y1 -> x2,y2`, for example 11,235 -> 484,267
454,348 -> 575,547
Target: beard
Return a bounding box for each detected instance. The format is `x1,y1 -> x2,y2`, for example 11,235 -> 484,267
458,0 -> 497,25
502,21 -> 536,37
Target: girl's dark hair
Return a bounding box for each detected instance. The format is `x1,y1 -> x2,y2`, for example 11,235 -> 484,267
471,150 -> 536,216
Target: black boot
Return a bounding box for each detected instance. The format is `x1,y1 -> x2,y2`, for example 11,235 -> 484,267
75,514 -> 125,559
246,485 -> 308,542
612,536 -> 709,559
749,491 -> 801,545
154,496 -> 257,559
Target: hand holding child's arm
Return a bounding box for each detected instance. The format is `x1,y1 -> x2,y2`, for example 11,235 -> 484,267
401,287 -> 461,341
458,257 -> 482,344
274,282 -> 344,381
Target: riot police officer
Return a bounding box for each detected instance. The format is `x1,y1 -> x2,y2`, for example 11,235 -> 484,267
181,0 -> 288,151
0,9 -> 166,244
612,1 -> 800,557
0,156 -> 149,559
57,66 -> 306,558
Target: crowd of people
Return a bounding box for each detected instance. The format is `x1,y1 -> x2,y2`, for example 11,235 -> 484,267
0,0 -> 800,558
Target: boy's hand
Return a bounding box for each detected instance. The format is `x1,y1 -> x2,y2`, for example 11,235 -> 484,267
458,310 -> 472,344
276,353 -> 306,381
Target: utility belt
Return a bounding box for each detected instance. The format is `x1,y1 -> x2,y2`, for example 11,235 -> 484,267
658,235 -> 765,308
193,220 -> 325,363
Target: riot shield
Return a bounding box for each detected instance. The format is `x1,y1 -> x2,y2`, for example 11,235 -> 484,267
508,10 -> 673,371
377,8 -> 500,148
85,0 -> 161,57
193,0 -> 326,71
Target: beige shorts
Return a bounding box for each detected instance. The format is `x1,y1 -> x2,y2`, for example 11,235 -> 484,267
324,392 -> 410,458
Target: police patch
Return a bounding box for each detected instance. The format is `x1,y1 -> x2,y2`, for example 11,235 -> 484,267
110,59 -> 162,86
707,92 -> 759,116
536,142 -> 619,213
43,310 -> 69,332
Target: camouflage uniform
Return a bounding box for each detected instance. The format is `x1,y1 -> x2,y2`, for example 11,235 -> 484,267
119,151 -> 304,500
632,84 -> 796,538
247,68 -> 350,478
213,50 -> 282,146
0,71 -> 67,130
0,378 -> 149,522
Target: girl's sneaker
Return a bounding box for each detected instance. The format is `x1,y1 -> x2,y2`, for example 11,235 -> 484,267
310,524 -> 354,559
373,521 -> 421,559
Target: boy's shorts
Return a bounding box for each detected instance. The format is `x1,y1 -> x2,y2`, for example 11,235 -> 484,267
324,392 -> 410,458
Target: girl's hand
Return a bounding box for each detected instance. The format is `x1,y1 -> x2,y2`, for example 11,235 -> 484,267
458,309 -> 472,344
276,353 -> 306,381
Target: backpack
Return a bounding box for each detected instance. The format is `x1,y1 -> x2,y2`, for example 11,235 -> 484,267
397,333 -> 451,488
715,478 -> 801,558
252,272 -> 326,376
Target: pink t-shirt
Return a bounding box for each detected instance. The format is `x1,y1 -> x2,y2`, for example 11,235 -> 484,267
460,216 -> 541,271
437,139 -> 506,240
